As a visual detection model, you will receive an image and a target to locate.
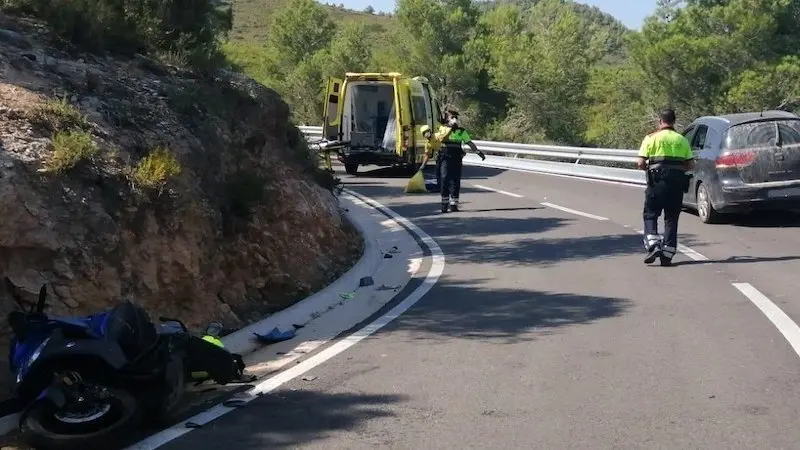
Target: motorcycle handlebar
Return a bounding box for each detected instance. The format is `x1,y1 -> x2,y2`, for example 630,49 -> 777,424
36,285 -> 47,314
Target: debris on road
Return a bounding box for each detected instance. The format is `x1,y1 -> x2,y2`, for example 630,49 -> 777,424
301,375 -> 318,381
253,327 -> 296,344
359,276 -> 375,287
377,284 -> 401,291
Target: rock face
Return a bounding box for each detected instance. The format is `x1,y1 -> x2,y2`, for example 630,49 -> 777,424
0,16 -> 362,392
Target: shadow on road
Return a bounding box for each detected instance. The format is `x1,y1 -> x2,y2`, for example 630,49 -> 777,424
152,390 -> 407,450
673,254 -> 800,266
432,233 -> 646,268
682,209 -> 800,228
353,165 -> 506,181
383,277 -> 630,344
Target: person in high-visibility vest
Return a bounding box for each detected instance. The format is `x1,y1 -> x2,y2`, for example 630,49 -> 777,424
420,124 -> 443,190
435,110 -> 485,213
637,108 -> 695,266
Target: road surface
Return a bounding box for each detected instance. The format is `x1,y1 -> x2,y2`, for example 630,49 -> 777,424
156,164 -> 800,450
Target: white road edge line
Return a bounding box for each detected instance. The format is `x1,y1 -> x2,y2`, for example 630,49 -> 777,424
125,189 -> 445,450
540,202 -> 609,221
733,283 -> 800,358
472,184 -> 525,198
632,228 -> 709,262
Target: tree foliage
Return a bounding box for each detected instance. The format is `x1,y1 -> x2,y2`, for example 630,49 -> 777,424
109,0 -> 798,149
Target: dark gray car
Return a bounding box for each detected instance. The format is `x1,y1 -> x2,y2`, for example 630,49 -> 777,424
680,110 -> 800,223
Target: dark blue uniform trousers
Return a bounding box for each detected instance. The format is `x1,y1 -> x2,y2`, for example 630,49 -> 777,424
643,168 -> 685,261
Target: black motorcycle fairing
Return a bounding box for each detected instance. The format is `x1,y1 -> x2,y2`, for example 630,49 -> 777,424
103,301 -> 159,362
17,329 -> 129,402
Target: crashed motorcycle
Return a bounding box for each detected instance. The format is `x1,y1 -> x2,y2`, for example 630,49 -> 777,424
5,278 -> 249,450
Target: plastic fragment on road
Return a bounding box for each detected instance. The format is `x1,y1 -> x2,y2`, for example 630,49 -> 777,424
339,292 -> 356,300
302,375 -> 317,381
359,276 -> 374,287
377,284 -> 401,291
186,421 -> 203,428
253,327 -> 296,344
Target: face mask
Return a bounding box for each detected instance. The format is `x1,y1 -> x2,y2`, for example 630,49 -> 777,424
448,117 -> 460,127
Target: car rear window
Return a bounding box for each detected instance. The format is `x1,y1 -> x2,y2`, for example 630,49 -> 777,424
726,119 -> 800,149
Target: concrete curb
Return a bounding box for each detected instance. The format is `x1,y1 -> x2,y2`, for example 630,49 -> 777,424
217,193 -> 380,355
0,192 -> 377,437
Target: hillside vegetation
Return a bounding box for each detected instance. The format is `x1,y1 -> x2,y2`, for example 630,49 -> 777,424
225,0 -> 800,149
0,0 -> 362,391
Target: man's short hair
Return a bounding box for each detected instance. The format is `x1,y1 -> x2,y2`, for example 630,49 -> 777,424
660,108 -> 676,125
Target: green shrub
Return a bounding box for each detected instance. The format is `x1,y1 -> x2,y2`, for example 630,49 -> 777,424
46,131 -> 98,172
133,147 -> 182,189
30,97 -> 89,133
13,0 -> 232,68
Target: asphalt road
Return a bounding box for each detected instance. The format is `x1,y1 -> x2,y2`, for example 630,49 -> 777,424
159,164 -> 800,450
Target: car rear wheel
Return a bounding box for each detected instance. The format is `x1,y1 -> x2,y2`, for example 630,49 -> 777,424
696,182 -> 721,224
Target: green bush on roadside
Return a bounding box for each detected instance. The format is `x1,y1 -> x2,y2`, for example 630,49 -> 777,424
4,0 -> 232,69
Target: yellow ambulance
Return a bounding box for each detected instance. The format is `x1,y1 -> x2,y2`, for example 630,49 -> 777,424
321,72 -> 446,175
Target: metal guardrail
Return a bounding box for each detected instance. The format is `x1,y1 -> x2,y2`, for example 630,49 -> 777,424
298,125 -> 646,186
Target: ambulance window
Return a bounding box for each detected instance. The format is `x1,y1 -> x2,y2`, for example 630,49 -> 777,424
411,94 -> 429,126
420,85 -> 435,128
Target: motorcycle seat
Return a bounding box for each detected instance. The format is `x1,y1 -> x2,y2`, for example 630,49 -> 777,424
103,301 -> 159,361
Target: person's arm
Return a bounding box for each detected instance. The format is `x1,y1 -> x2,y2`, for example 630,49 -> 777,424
637,135 -> 651,170
421,141 -> 432,168
682,138 -> 696,171
459,130 -> 486,160
466,140 -> 486,160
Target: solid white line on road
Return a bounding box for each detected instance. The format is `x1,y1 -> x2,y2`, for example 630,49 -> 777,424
540,202 -> 609,221
733,283 -> 800,359
472,184 -> 525,198
125,189 -> 445,450
632,229 -> 709,262
677,244 -> 709,261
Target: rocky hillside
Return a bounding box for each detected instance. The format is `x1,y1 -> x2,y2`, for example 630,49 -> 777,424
0,14 -> 362,391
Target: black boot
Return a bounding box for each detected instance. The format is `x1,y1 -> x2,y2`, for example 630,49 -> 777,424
644,244 -> 662,264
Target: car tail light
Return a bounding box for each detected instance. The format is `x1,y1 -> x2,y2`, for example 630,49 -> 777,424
715,151 -> 756,168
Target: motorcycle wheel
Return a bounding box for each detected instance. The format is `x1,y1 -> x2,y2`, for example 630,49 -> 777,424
21,385 -> 140,450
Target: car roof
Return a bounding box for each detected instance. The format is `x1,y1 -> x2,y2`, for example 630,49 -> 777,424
695,110 -> 800,128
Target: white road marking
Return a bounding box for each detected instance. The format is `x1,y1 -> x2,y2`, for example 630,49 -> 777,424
632,229 -> 709,262
125,188 -> 445,450
540,202 -> 609,221
472,184 -> 524,198
677,244 -> 709,261
733,283 -> 800,358
465,160 -> 645,189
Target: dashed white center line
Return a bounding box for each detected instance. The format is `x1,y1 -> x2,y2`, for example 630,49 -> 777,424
472,184 -> 525,198
540,202 -> 609,221
733,283 -> 800,359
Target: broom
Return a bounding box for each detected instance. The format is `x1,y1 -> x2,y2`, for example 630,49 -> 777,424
404,169 -> 428,194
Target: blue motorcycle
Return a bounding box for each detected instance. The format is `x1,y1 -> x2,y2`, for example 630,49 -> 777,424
5,278 -> 248,450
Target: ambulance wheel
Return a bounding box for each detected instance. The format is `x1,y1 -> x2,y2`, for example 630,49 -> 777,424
344,163 -> 358,175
